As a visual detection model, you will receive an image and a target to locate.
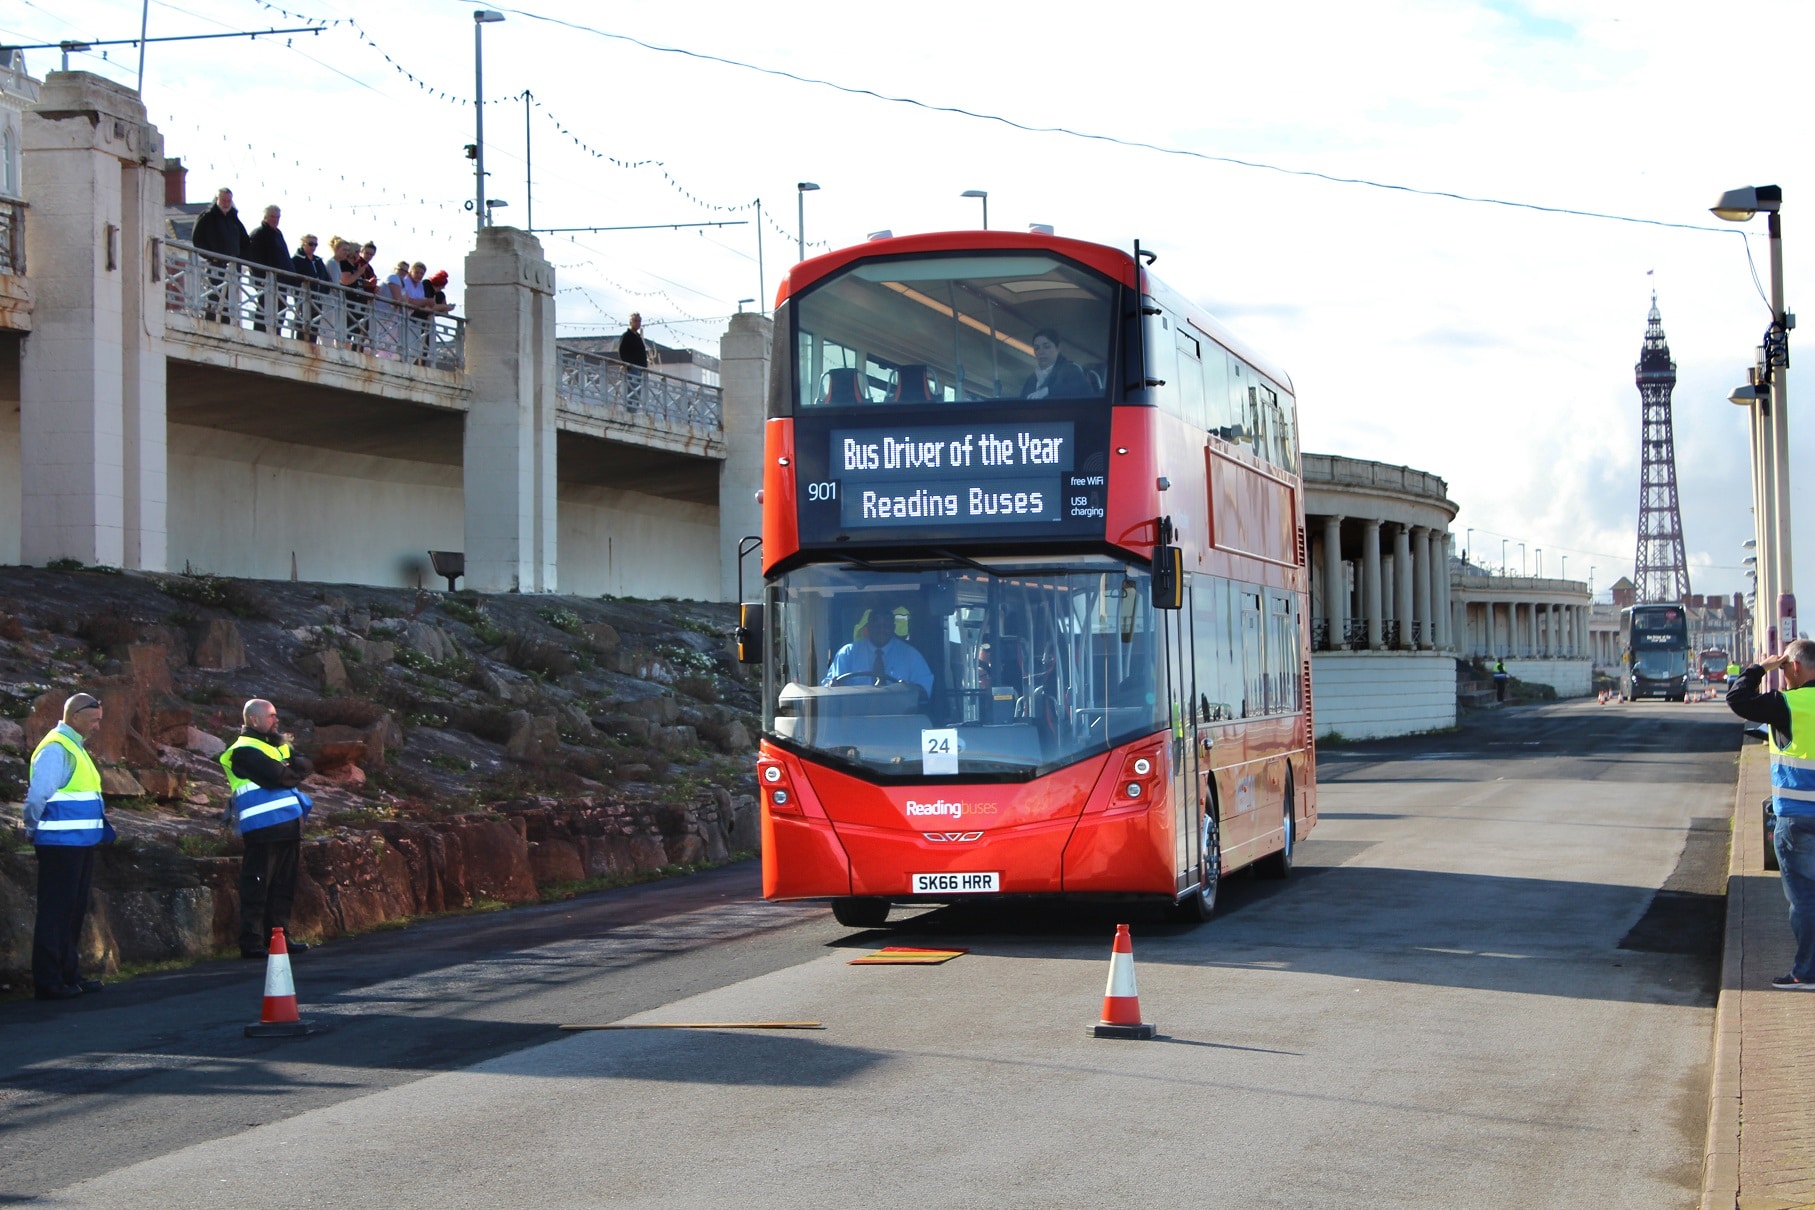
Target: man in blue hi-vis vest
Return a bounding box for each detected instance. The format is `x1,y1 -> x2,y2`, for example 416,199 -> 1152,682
1728,638 -> 1815,990
220,699 -> 314,959
24,692 -> 113,1001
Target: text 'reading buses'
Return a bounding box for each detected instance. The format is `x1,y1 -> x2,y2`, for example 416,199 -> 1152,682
749,230 -> 1315,928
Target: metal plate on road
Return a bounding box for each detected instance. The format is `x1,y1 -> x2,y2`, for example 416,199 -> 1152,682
911,871 -> 999,894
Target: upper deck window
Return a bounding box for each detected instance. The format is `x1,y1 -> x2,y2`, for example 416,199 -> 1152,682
795,254 -> 1116,410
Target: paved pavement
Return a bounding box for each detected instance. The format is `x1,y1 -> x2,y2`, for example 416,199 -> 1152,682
4,698 -> 1739,1209
1702,738 -> 1815,1210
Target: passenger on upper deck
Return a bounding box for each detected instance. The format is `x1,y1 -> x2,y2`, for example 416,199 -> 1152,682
1020,329 -> 1091,400
821,607 -> 935,697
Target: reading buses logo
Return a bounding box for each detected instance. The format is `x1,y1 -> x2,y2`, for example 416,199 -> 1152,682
904,799 -> 998,819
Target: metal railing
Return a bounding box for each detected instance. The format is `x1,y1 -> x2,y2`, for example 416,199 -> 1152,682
557,346 -> 722,430
162,242 -> 464,370
0,197 -> 22,275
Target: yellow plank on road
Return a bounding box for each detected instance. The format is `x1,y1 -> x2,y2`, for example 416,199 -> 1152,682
558,1022 -> 825,1031
847,947 -> 968,965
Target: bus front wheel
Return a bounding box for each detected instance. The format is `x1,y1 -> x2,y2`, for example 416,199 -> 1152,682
831,897 -> 890,928
1173,815 -> 1222,923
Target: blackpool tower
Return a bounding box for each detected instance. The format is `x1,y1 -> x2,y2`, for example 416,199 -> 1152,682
1632,294 -> 1691,603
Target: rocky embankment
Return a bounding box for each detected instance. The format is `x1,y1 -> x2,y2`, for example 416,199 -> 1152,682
0,567 -> 761,990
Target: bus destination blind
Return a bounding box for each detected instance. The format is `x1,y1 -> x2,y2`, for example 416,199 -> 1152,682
820,421 -> 1101,530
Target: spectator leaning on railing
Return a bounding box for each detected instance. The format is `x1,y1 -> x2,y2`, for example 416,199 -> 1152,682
190,187 -> 248,323
291,234 -> 334,343
246,205 -> 293,334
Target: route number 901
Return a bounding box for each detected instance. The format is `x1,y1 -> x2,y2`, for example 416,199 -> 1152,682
806,481 -> 838,502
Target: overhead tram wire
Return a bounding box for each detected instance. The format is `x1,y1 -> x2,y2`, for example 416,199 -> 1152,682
490,3 -> 1752,242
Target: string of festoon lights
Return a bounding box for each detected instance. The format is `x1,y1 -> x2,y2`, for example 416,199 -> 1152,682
243,0 -> 826,250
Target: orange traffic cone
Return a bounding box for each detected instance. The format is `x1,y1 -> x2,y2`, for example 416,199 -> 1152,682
1090,923 -> 1155,1040
245,927 -> 315,1038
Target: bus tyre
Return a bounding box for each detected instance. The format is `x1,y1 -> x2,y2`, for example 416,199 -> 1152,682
1257,792 -> 1295,880
1173,816 -> 1221,923
831,897 -> 890,928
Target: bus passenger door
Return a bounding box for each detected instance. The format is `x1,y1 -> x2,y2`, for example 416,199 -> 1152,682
1164,577 -> 1199,893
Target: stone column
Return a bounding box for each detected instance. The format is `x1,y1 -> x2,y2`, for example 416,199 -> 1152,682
1411,526 -> 1431,650
718,312 -> 770,603
1393,525 -> 1414,649
463,226 -> 558,592
1434,533 -> 1453,649
1362,519 -> 1383,650
19,72 -> 168,569
1322,515 -> 1344,649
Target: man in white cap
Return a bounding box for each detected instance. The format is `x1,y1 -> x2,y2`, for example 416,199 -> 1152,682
23,693 -> 112,1001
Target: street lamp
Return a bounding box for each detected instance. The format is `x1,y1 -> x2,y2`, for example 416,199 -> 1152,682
1562,555 -> 1568,580
1519,542 -> 1526,577
1536,547 -> 1543,577
473,10 -> 505,235
796,182 -> 819,262
961,189 -> 989,229
1465,527 -> 1474,568
1713,184 -> 1793,653
1501,539 -> 1508,575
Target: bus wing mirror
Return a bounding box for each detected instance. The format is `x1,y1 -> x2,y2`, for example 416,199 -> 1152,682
1152,546 -> 1184,611
736,602 -> 765,665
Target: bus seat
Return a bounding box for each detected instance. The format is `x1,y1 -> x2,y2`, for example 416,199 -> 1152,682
823,367 -> 866,404
890,365 -> 937,403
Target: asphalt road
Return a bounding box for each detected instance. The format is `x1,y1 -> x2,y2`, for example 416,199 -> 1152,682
2,698 -> 1738,1208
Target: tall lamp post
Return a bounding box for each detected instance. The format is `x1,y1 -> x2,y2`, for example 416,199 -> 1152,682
1713,184 -> 1794,650
1465,526 -> 1474,568
1501,539 -> 1508,575
796,182 -> 819,262
473,10 -> 505,235
961,189 -> 989,229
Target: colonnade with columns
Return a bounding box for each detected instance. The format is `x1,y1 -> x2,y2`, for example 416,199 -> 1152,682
1312,515 -> 1453,652
1456,596 -> 1592,659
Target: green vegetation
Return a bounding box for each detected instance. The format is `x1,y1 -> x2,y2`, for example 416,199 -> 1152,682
538,607 -> 584,634
176,833 -> 230,857
159,572 -> 270,619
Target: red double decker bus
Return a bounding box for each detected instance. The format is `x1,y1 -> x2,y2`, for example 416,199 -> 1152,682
740,231 -> 1314,926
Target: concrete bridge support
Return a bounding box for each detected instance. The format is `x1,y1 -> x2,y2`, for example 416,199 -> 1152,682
462,227 -> 556,593
718,312 -> 770,604
19,72 -> 167,569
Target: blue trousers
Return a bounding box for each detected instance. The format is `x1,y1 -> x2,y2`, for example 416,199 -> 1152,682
1774,815 -> 1815,981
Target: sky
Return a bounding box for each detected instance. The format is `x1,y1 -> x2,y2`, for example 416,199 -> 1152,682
13,0 -> 1815,604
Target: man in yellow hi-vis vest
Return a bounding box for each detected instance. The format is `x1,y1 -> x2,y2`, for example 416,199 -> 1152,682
221,699 -> 314,959
1728,638 -> 1815,989
23,692 -> 112,1001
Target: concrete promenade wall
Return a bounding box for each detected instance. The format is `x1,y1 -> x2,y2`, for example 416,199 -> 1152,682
1504,657 -> 1592,698
558,484 -> 719,600
167,425 -> 721,597
167,425 -> 461,588
1311,650 -> 1456,740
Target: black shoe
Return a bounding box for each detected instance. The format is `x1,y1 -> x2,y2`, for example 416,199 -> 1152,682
35,985 -> 82,1001
241,949 -> 268,960
286,941 -> 310,955
77,979 -> 103,994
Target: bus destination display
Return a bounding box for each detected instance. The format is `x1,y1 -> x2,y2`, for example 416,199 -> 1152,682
820,421 -> 1100,529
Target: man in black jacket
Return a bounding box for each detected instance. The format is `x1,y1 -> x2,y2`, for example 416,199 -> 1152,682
191,187 -> 248,322
290,234 -> 334,343
245,205 -> 293,334
619,312 -> 648,410
222,699 -> 314,958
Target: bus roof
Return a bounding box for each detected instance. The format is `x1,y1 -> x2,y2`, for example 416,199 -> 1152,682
776,230 -> 1295,397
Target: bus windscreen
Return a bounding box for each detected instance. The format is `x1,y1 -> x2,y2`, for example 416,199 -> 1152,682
793,254 -> 1116,409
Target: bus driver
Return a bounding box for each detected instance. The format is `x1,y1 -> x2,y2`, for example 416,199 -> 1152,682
822,607 -> 935,696
1021,328 -> 1091,400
